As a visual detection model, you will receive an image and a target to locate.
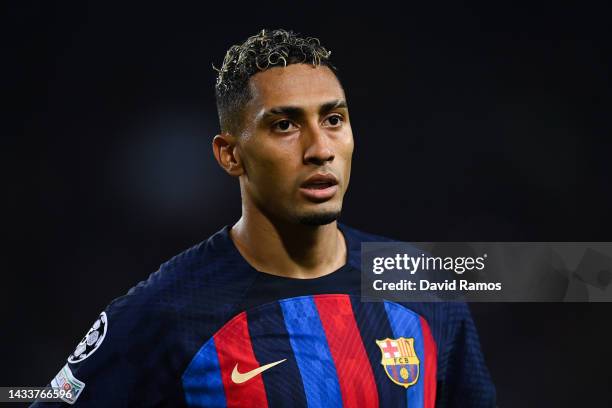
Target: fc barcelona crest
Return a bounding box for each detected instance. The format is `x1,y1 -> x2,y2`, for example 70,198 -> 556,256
376,337 -> 420,388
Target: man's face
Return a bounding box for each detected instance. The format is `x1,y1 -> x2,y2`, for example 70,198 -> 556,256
236,64 -> 354,226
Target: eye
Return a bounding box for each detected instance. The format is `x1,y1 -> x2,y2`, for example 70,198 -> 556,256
272,119 -> 298,133
323,114 -> 344,128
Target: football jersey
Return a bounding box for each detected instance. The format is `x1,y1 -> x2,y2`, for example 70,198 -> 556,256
32,224 -> 496,407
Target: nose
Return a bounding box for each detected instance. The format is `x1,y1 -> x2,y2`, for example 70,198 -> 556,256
303,125 -> 334,165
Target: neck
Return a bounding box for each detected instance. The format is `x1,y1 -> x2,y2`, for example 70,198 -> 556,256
230,203 -> 346,279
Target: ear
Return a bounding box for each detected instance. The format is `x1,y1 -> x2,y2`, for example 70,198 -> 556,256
212,133 -> 244,177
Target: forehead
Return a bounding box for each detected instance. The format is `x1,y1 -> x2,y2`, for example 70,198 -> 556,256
247,64 -> 345,110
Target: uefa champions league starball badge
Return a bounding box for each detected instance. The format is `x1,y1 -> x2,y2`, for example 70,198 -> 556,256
67,311 -> 108,364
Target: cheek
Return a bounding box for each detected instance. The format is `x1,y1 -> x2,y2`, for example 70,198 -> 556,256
245,142 -> 298,189
346,137 -> 355,157
338,135 -> 354,184
338,134 -> 355,164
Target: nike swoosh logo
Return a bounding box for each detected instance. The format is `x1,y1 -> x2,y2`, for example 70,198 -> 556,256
231,359 -> 286,384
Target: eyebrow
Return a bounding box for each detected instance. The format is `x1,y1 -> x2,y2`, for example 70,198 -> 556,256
259,99 -> 348,121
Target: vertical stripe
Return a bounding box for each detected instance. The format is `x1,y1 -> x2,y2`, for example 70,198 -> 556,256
389,360 -> 400,381
314,295 -> 379,408
350,298 -> 407,407
214,312 -> 268,408
400,340 -> 409,356
280,296 -> 343,408
384,301 -> 425,408
247,301 -> 308,407
182,337 -> 228,407
420,316 -> 437,408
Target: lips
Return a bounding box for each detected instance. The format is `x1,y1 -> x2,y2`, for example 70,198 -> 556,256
299,173 -> 339,202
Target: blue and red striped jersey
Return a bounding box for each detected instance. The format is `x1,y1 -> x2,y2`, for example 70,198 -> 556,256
32,224 -> 495,407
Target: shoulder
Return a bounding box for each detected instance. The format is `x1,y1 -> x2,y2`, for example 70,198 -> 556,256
339,223 -> 427,269
121,225 -> 254,312
102,226 -> 257,350
40,227 -> 258,405
339,225 -> 475,336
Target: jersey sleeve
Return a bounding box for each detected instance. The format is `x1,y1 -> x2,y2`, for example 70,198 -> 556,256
433,302 -> 496,408
398,301 -> 496,407
31,274 -> 186,407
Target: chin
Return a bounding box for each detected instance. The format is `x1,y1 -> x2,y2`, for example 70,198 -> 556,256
296,210 -> 341,226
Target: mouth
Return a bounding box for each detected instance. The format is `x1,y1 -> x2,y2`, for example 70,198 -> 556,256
299,173 -> 339,202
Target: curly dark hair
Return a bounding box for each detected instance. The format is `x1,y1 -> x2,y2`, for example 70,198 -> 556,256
214,29 -> 339,134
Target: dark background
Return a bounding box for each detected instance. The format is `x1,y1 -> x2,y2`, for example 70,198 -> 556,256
3,1 -> 612,406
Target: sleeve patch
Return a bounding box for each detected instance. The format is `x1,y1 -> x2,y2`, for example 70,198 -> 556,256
67,311 -> 108,364
51,363 -> 86,404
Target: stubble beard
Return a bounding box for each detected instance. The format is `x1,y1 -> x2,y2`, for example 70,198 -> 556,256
292,195 -> 344,226
296,210 -> 342,226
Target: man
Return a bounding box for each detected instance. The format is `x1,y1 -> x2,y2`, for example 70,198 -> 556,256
34,29 -> 495,407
